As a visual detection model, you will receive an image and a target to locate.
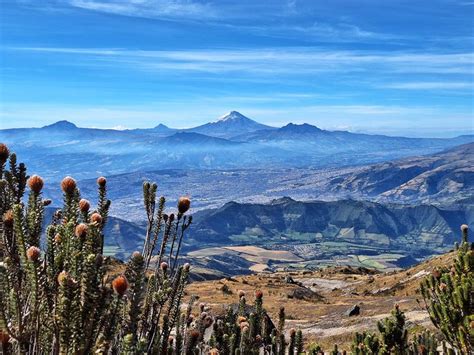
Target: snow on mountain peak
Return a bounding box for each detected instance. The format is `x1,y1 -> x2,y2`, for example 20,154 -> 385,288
217,111 -> 248,122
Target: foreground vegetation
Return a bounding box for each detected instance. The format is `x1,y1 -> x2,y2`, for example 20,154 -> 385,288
0,143 -> 472,354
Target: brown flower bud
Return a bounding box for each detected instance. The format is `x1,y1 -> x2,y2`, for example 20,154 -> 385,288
0,143 -> 9,164
237,316 -> 247,324
28,175 -> 44,193
238,290 -> 245,298
189,330 -> 200,341
204,315 -> 213,328
90,212 -> 103,224
54,233 -> 62,244
255,290 -> 263,299
26,246 -> 41,261
43,199 -> 52,206
183,263 -> 190,272
160,262 -> 168,272
61,176 -> 76,195
461,224 -> 469,233
79,199 -> 90,212
169,213 -> 175,222
97,176 -> 107,187
289,328 -> 296,337
178,196 -> 191,214
3,210 -> 14,228
57,270 -> 69,285
131,251 -> 143,261
75,223 -> 88,238
112,275 -> 129,296
0,329 -> 10,346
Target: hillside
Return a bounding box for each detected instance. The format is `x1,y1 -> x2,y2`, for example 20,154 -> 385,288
184,251 -> 457,350
182,197 -> 471,277
327,142 -> 474,205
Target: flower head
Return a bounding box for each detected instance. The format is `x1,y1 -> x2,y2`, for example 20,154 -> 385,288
54,233 -> 62,244
160,262 -> 168,272
3,210 -> 14,228
79,199 -> 90,212
57,270 -> 69,285
178,196 -> 191,214
28,175 -> 44,194
90,212 -> 103,225
112,275 -> 129,296
238,290 -> 245,298
183,263 -> 190,272
131,251 -> 143,262
75,223 -> 88,238
0,329 -> 10,346
61,176 -> 76,195
255,290 -> 263,299
0,143 -> 9,164
97,176 -> 107,187
26,246 -> 41,261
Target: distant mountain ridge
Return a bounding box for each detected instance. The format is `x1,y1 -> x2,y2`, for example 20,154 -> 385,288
1,111 -> 473,180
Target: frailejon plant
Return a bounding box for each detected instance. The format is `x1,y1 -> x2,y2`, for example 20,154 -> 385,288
420,224 -> 473,354
0,143 -> 193,354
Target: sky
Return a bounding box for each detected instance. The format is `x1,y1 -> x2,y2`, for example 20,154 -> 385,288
0,0 -> 473,137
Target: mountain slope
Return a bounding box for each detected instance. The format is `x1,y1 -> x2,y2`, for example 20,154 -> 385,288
188,197 -> 471,254
327,142 -> 474,205
187,111 -> 275,138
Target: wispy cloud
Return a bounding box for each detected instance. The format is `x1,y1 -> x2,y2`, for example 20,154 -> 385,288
69,0 -> 217,19
11,47 -> 474,77
382,82 -> 474,90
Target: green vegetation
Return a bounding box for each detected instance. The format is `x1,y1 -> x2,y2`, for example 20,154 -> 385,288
0,143 -> 192,354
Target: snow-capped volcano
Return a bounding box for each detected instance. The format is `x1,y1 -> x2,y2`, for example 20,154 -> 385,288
187,111 -> 274,138
217,111 -> 251,122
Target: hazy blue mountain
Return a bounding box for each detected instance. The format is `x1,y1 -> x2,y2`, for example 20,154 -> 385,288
187,111 -> 275,138
1,114 -> 472,181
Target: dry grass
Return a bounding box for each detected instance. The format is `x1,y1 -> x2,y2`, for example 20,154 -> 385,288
184,251 -> 456,351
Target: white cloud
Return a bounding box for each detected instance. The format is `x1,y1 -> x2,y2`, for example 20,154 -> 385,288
11,47 -> 474,77
382,82 -> 473,90
69,0 -> 216,19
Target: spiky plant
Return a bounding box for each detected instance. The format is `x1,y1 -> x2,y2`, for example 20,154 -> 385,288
420,224 -> 473,354
0,143 -> 193,354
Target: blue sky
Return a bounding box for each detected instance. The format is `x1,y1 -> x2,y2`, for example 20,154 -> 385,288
0,0 -> 473,137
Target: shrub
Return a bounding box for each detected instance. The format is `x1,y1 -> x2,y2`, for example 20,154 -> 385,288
420,224 -> 473,353
0,144 -> 192,354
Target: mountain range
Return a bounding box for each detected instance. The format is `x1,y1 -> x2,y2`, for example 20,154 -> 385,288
2,111 -> 472,180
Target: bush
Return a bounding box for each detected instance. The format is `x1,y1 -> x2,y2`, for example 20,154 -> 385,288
0,143 -> 192,354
